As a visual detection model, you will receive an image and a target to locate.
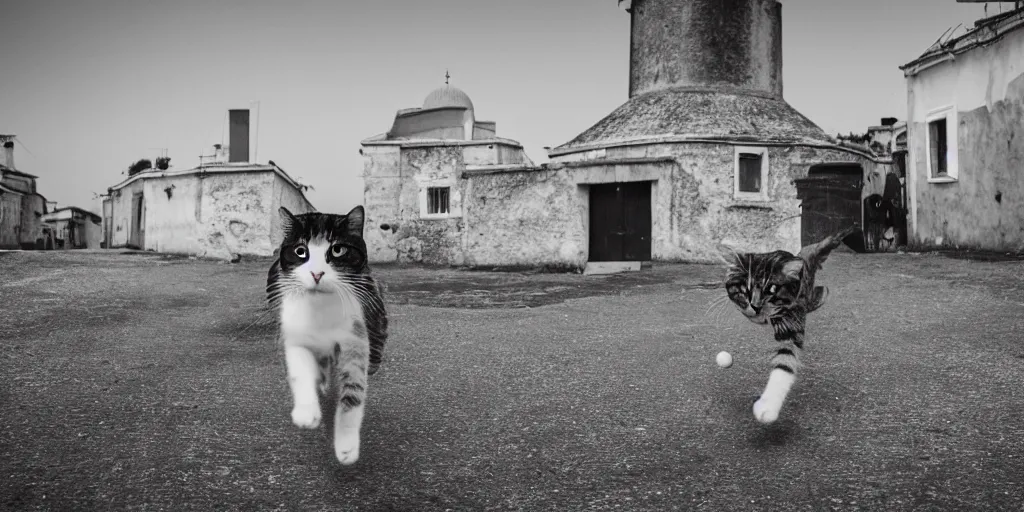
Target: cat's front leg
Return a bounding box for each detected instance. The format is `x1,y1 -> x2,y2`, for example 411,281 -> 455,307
333,348 -> 369,465
753,328 -> 803,424
754,368 -> 796,424
284,345 -> 322,429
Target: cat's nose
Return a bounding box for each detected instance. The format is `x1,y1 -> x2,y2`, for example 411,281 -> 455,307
311,271 -> 325,284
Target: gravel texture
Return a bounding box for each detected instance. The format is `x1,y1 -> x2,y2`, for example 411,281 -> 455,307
2,250 -> 1023,511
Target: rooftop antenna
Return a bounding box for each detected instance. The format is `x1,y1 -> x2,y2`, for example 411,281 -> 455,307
445,69 -> 450,85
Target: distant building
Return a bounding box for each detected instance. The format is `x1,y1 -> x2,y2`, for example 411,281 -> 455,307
361,82 -> 537,265
101,110 -> 316,259
0,135 -> 50,250
363,0 -> 900,270
41,206 -> 102,249
837,118 -> 910,252
899,6 -> 1024,252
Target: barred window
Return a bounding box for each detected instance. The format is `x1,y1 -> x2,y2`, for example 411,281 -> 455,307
427,187 -> 450,215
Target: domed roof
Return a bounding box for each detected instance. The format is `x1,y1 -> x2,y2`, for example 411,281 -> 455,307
423,85 -> 474,111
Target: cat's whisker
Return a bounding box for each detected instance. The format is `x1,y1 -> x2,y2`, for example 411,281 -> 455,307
704,295 -> 729,315
336,281 -> 386,318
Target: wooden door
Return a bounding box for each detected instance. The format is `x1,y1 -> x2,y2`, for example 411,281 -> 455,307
588,181 -> 652,262
130,193 -> 144,249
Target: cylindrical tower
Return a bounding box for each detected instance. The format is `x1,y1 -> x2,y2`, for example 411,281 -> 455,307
627,0 -> 783,99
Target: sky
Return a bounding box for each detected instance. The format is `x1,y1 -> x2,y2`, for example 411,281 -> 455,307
0,0 -> 1002,216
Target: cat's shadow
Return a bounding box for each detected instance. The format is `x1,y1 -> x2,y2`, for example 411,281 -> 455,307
733,396 -> 799,447
747,421 -> 795,447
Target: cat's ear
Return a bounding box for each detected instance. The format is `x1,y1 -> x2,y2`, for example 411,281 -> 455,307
712,242 -> 741,268
781,258 -> 804,281
279,207 -> 298,238
342,205 -> 365,237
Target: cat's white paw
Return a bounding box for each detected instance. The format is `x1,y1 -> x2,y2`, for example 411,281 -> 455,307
753,398 -> 781,424
334,433 -> 360,465
291,404 -> 322,429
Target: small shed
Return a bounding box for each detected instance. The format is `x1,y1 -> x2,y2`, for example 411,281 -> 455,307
101,161 -> 315,259
41,207 -> 102,249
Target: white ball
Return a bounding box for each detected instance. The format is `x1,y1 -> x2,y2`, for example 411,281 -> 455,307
716,351 -> 733,368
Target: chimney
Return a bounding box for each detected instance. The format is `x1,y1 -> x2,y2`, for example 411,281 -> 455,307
228,109 -> 250,163
3,141 -> 13,169
881,117 -> 897,127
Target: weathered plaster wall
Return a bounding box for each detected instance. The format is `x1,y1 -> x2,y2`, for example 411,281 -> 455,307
395,146 -> 465,264
463,169 -> 588,268
907,28 -> 1024,251
197,172 -> 276,259
362,145 -> 403,262
362,144 -> 470,265
106,171 -> 305,258
139,175 -> 202,254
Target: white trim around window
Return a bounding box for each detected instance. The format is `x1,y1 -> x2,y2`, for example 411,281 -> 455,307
733,146 -> 770,201
418,184 -> 462,220
925,105 -> 958,183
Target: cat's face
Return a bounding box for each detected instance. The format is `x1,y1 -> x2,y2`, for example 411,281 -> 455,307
725,251 -> 804,324
276,205 -> 367,293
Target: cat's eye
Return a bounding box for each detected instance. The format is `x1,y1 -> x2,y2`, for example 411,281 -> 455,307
294,245 -> 308,259
330,244 -> 347,258
767,284 -> 778,294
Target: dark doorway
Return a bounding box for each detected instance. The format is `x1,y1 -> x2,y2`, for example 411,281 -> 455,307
796,163 -> 864,250
588,181 -> 652,262
129,193 -> 145,250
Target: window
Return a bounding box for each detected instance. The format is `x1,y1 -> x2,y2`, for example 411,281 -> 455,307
734,146 -> 769,201
738,154 -> 762,193
426,187 -> 450,215
925,106 -> 958,182
928,118 -> 948,177
418,184 -> 460,219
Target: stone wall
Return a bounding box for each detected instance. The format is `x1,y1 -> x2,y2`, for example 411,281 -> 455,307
362,141 -> 531,266
363,138 -> 888,267
548,142 -> 882,261
463,168 -> 587,268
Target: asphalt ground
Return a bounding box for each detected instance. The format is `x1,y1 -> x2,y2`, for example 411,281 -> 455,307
2,250 -> 1023,511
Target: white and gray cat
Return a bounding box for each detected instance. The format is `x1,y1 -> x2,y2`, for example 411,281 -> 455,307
266,205 -> 388,465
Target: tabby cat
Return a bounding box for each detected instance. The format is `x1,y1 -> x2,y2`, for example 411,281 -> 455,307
266,205 -> 388,465
724,227 -> 856,424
